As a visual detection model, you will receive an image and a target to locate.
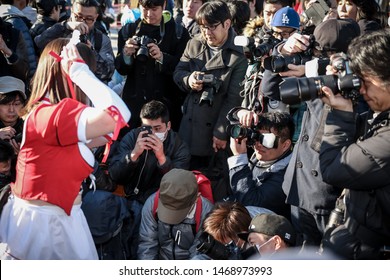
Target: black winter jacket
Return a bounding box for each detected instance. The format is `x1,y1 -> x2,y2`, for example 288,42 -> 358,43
109,128 -> 191,203
320,109 -> 390,249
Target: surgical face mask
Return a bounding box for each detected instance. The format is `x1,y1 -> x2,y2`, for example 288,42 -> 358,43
155,130 -> 167,142
255,236 -> 276,256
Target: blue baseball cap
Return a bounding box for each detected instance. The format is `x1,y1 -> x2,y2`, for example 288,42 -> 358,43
271,6 -> 300,30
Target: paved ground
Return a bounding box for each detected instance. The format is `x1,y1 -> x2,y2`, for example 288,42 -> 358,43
109,23 -> 119,56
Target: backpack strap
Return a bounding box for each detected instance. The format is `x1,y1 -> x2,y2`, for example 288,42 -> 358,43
153,189 -> 160,219
194,197 -> 202,232
153,190 -> 202,233
94,30 -> 103,53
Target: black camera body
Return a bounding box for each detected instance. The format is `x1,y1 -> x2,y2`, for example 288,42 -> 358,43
227,123 -> 278,148
196,73 -> 218,106
133,35 -> 155,62
263,36 -> 315,73
234,34 -> 281,61
79,34 -> 89,44
196,232 -> 257,260
279,54 -> 361,105
140,125 -> 153,138
264,52 -> 313,73
12,133 -> 23,143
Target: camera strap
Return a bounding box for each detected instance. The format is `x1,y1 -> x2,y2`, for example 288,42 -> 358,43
135,17 -> 165,45
361,110 -> 390,141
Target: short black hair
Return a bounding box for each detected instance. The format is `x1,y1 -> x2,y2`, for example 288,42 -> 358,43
196,0 -> 232,25
0,91 -> 25,105
349,28 -> 390,88
35,0 -> 61,17
139,0 -> 166,8
74,0 -> 99,8
257,111 -> 294,142
140,100 -> 170,124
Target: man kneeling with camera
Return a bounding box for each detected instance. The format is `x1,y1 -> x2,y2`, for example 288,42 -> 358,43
226,109 -> 294,220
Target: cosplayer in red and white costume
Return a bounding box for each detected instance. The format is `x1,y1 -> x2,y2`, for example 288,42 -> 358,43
0,38 -> 131,260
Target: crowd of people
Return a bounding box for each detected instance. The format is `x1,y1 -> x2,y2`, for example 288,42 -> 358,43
0,0 -> 389,260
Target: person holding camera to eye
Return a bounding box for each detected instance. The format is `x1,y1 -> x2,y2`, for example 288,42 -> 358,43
318,28 -> 390,260
193,201 -> 274,260
227,110 -> 294,219
109,100 -> 190,259
257,18 -> 361,252
116,0 -> 190,132
33,0 -> 115,84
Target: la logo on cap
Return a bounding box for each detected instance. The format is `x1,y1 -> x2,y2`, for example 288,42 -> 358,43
285,233 -> 291,240
282,13 -> 289,24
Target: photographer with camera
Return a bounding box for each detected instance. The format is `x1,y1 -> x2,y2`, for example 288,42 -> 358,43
173,0 -> 247,170
116,0 -> 190,132
109,100 -> 190,259
235,1 -> 291,115
34,0 -> 115,84
261,18 -> 361,252
0,76 -> 26,155
318,28 -> 390,259
227,110 -> 294,219
193,201 -> 274,260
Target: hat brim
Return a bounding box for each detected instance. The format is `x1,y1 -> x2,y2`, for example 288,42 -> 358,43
0,89 -> 26,100
157,200 -> 192,225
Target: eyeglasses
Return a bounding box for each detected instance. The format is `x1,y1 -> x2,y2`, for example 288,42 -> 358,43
74,13 -> 95,24
272,30 -> 295,39
200,22 -> 221,31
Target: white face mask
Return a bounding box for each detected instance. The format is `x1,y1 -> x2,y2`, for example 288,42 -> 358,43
155,130 -> 167,142
255,236 -> 276,256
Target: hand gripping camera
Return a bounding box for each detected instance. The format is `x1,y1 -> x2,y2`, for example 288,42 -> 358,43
132,35 -> 156,62
279,53 -> 361,105
263,36 -> 316,73
227,123 -> 279,148
196,73 -> 218,106
196,232 -> 257,260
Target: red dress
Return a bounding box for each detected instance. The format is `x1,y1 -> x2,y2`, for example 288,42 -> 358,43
13,98 -> 94,215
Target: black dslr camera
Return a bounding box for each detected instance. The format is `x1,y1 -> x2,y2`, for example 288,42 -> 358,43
234,34 -> 281,61
133,35 -> 156,62
227,123 -> 278,148
196,73 -> 218,106
279,53 -> 361,105
196,232 -> 257,260
263,36 -> 315,73
79,34 -> 89,44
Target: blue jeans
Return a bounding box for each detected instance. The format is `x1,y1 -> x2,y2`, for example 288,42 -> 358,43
125,199 -> 144,259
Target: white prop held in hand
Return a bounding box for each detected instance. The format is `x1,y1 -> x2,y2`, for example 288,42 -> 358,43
68,30 -> 81,48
